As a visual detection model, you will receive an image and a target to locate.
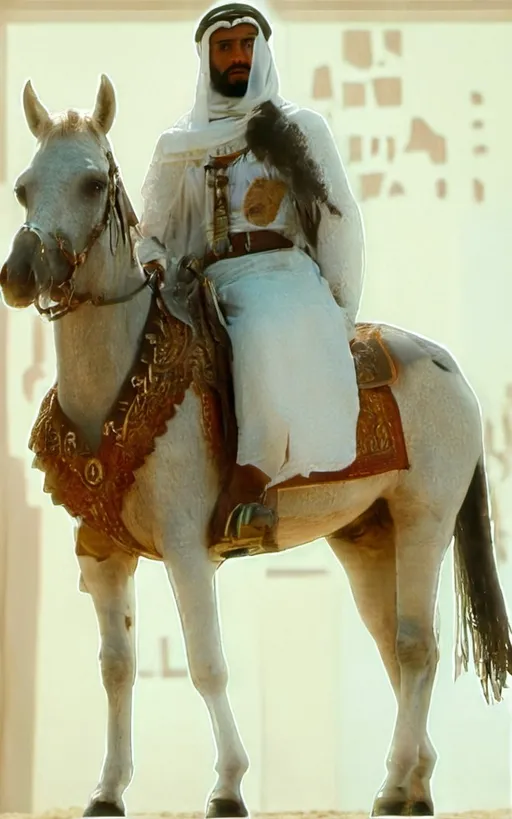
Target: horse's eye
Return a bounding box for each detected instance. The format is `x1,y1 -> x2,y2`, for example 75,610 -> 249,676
82,177 -> 107,198
14,185 -> 27,206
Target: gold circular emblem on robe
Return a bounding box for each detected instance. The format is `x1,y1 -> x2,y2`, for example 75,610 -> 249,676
243,178 -> 288,227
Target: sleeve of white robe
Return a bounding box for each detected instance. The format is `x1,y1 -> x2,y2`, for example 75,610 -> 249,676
137,134 -> 183,272
295,110 -> 366,336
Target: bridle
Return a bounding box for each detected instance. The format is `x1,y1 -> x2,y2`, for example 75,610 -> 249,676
20,149 -> 157,322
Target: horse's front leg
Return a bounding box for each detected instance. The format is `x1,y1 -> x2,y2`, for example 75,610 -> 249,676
162,532 -> 249,819
79,549 -> 138,818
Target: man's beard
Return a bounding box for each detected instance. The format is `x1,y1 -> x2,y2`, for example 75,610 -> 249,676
210,64 -> 251,98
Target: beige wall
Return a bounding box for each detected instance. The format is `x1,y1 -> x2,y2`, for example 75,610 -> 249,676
0,9 -> 511,816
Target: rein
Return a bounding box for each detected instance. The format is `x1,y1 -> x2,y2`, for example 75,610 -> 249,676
23,150 -> 155,322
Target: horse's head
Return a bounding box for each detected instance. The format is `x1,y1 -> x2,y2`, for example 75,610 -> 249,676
0,75 -> 139,318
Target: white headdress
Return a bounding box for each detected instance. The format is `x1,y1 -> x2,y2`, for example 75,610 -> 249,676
156,6 -> 298,160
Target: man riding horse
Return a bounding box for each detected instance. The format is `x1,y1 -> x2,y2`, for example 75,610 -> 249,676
138,2 -> 366,545
2,16 -> 511,815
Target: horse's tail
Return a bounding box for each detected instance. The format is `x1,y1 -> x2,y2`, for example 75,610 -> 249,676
453,455 -> 512,703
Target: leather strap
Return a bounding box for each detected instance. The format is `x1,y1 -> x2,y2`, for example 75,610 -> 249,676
204,230 -> 294,269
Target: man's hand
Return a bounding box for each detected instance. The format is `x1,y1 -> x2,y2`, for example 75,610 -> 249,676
143,259 -> 166,288
173,254 -> 204,302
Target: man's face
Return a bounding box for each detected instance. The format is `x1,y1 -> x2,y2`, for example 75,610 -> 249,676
209,23 -> 258,98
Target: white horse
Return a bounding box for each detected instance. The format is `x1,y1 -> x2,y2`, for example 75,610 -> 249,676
1,75 -> 511,819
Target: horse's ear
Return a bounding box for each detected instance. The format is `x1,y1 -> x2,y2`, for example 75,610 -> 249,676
92,74 -> 116,135
23,80 -> 51,139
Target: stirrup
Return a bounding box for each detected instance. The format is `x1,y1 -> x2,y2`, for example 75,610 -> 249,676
224,502 -> 276,540
208,502 -> 278,562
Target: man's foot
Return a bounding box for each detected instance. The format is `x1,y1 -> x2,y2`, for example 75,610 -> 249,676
210,464 -> 278,557
225,501 -> 276,539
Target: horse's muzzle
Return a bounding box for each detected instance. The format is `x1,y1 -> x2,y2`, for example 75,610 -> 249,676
0,228 -> 44,308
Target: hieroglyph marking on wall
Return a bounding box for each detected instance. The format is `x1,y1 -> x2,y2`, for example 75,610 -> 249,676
343,81 -> 366,107
313,29 -> 489,203
405,118 -> 446,163
343,29 -> 373,68
470,90 -> 487,202
342,29 -> 416,199
384,29 -> 402,55
313,65 -> 334,99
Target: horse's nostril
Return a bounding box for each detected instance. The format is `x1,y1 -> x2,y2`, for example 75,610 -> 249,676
0,264 -> 7,285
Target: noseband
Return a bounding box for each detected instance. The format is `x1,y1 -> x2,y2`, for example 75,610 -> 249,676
20,150 -> 156,322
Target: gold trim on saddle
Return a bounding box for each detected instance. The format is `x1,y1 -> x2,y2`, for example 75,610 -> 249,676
351,323 -> 398,389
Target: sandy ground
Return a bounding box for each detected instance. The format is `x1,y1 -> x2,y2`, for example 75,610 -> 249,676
0,810 -> 510,818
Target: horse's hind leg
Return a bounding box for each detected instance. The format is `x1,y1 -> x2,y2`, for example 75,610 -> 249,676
328,500 -> 438,817
79,550 -> 138,818
369,500 -> 452,817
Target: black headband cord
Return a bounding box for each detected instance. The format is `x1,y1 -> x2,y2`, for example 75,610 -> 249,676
195,3 -> 272,43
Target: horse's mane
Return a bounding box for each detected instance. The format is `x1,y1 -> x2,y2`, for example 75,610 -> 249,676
39,110 -> 104,146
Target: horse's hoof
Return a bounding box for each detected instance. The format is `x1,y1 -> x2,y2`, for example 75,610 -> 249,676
410,800 -> 434,816
205,796 -> 248,818
83,799 -> 126,817
371,797 -> 409,816
371,796 -> 434,817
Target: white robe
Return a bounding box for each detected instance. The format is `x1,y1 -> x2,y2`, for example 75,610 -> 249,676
202,150 -> 359,483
